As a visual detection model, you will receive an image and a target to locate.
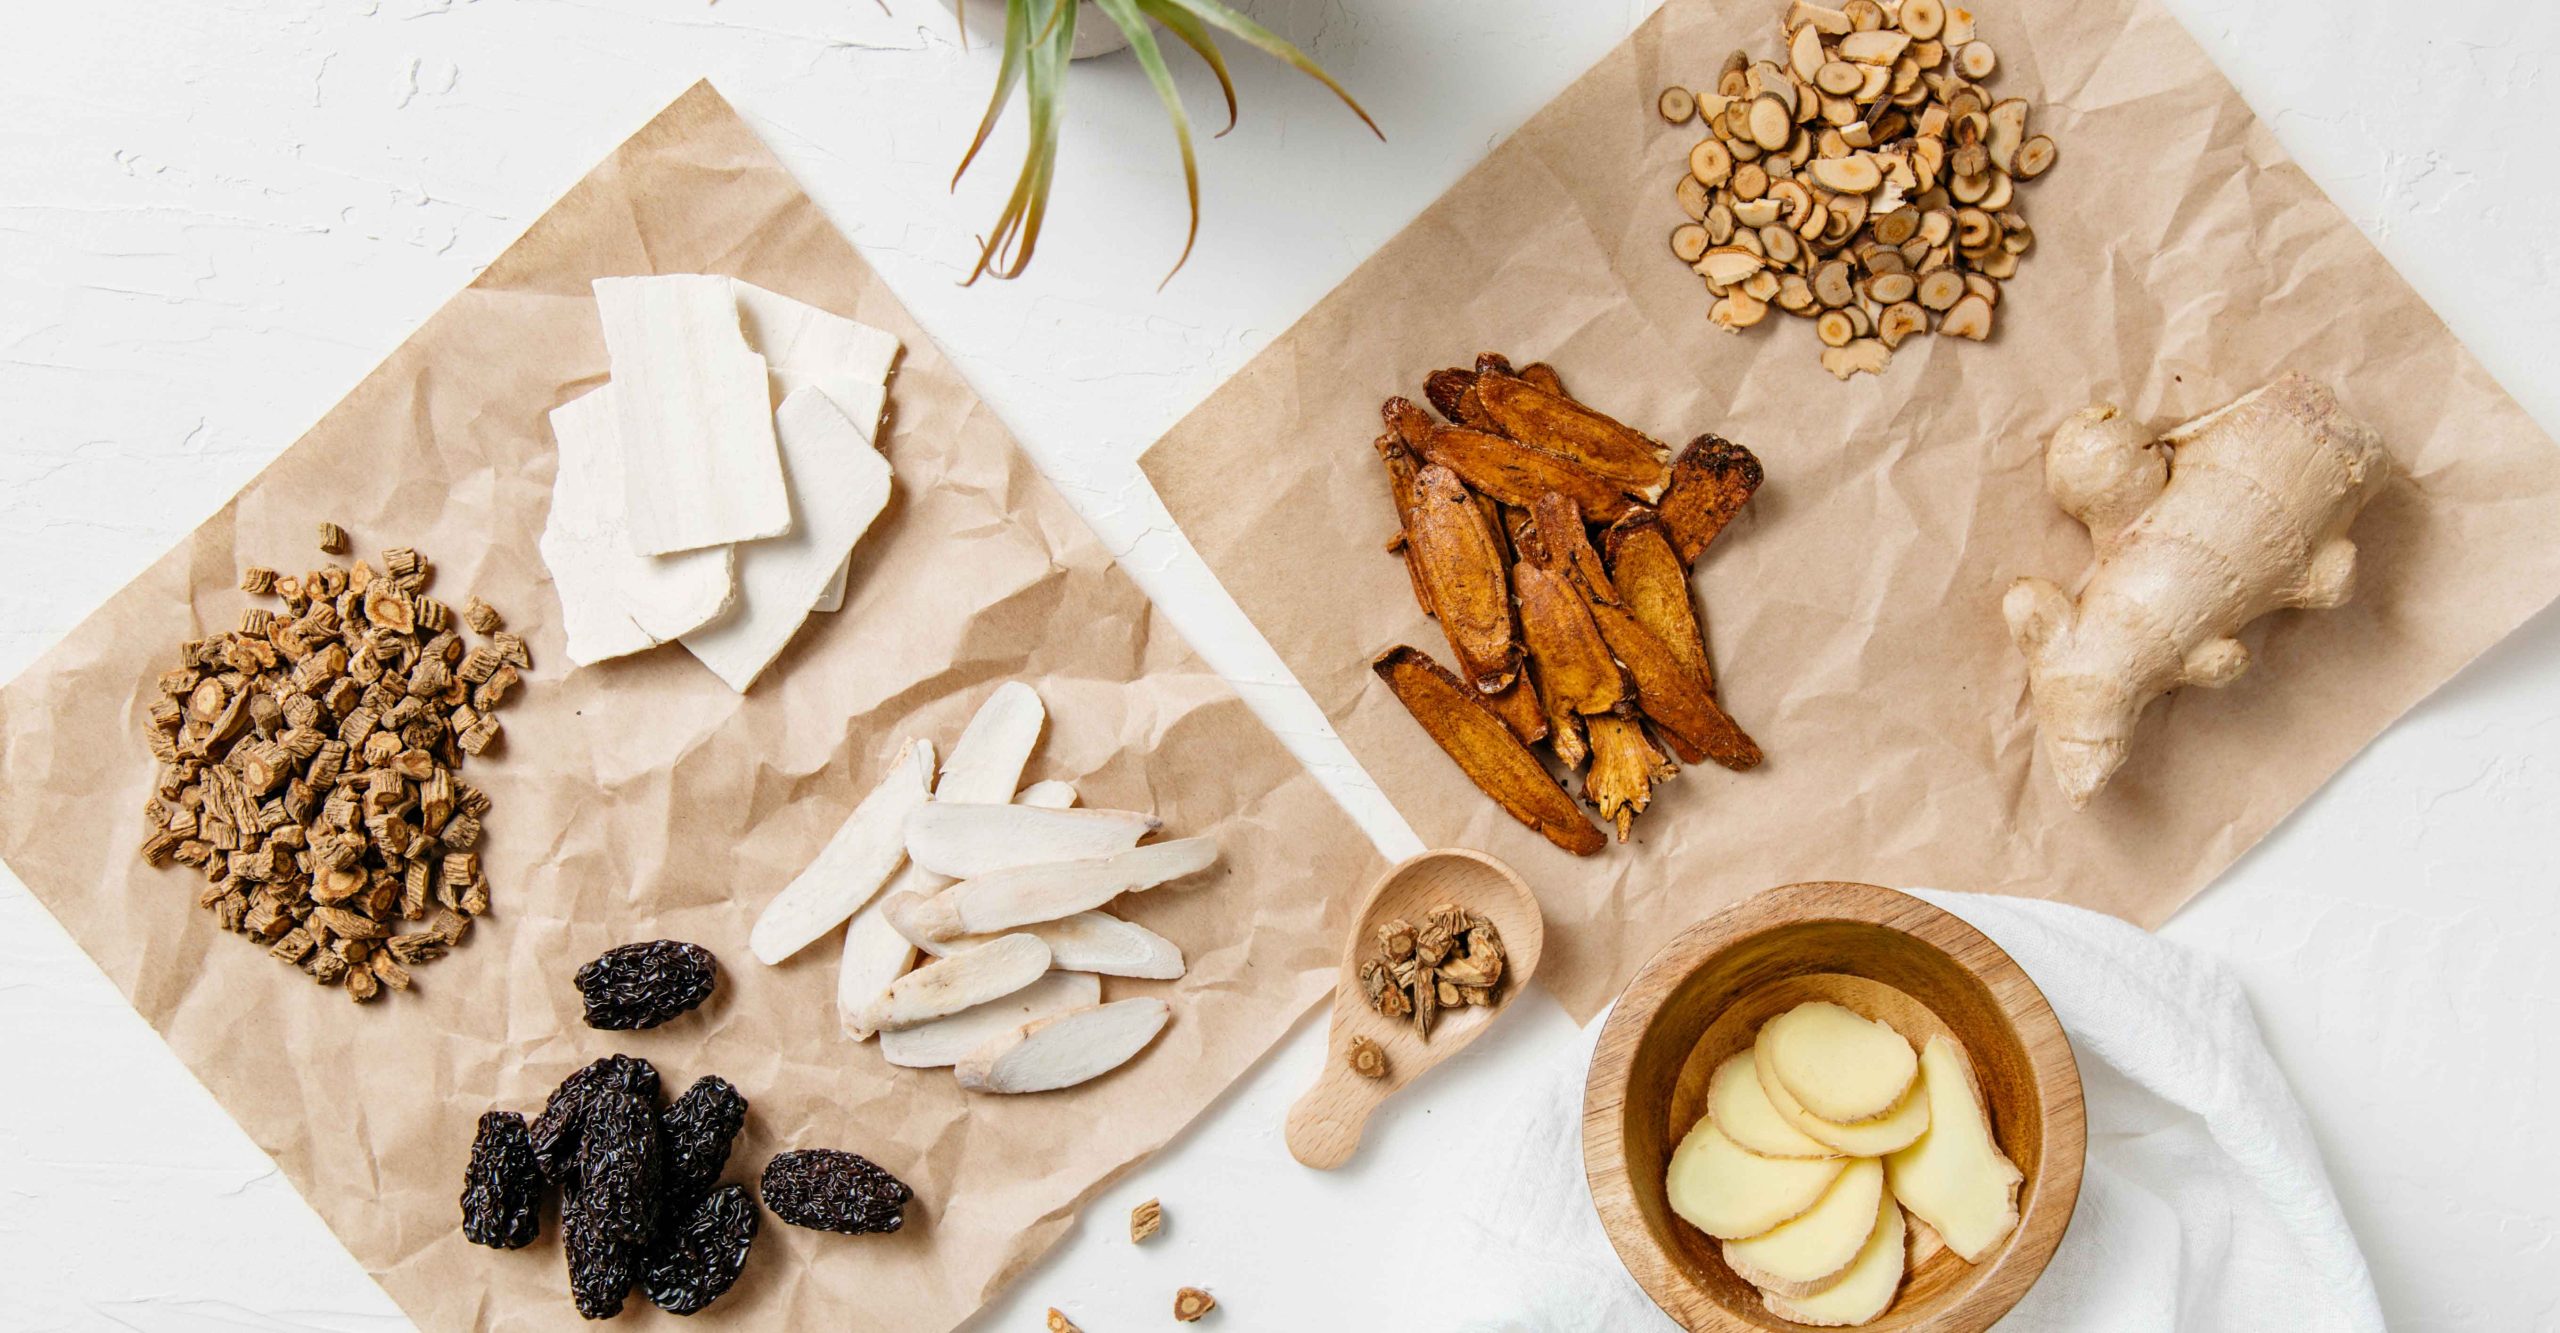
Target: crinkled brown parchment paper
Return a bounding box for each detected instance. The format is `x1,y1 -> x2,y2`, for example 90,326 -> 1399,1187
0,83 -> 1382,1332
1141,0 -> 2560,1021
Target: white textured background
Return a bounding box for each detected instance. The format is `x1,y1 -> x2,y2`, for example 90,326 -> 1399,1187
4,1 -> 2556,1329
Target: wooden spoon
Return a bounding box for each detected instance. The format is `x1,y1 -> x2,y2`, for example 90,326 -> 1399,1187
1284,847 -> 1544,1169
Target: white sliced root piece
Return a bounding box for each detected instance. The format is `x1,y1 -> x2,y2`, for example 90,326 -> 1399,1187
937,682 -> 1047,804
1885,1035 -> 2023,1261
880,970 -> 1100,1069
920,910 -> 1185,980
1757,1037 -> 1932,1155
1820,340 -> 1894,380
1014,779 -> 1077,809
849,932 -> 1051,1033
1708,1052 -> 1835,1158
1759,1193 -> 1904,1327
903,802 -> 1159,879
1762,1002 -> 1920,1123
539,386 -> 736,664
751,737 -> 935,965
836,900 -> 918,1041
679,386 -> 895,692
591,275 -> 790,555
1724,1158 -> 1885,1298
1666,1119 -> 1847,1241
953,997 -> 1172,1094
900,836 -> 1220,942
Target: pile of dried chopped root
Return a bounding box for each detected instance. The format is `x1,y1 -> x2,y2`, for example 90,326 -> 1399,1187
1369,356 -> 1764,854
135,525 -> 524,1000
1358,903 -> 1507,1040
1660,0 -> 2058,378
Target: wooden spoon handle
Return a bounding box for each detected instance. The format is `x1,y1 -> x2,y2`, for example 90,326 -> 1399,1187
1284,1064 -> 1382,1170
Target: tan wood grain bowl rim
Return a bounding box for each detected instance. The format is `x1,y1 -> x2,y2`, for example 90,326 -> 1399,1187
1580,883 -> 2085,1333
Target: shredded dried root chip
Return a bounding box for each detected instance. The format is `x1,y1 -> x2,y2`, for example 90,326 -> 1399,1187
1347,1035 -> 1389,1079
1657,436 -> 1765,563
1589,601 -> 1762,771
1586,714 -> 1680,841
1471,370 -> 1674,497
1130,1197 -> 1163,1244
1372,647 -> 1604,856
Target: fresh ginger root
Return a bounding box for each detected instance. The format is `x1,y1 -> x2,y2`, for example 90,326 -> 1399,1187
2005,374 -> 2389,808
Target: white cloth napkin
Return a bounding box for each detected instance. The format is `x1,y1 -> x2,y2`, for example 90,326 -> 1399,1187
1434,890 -> 2384,1332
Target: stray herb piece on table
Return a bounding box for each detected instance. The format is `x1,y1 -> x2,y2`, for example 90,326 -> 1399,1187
1046,1310 -> 1082,1333
1174,1286 -> 1218,1322
1130,1197 -> 1163,1244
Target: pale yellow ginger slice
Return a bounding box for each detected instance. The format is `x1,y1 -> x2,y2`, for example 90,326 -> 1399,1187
1756,1041 -> 1930,1156
1760,1001 -> 1919,1122
1665,1119 -> 1846,1241
1886,1035 -> 2023,1261
1708,1051 -> 1836,1159
1759,1195 -> 1905,1327
1724,1157 -> 1885,1297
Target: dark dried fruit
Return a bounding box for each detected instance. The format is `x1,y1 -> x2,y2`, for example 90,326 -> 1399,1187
643,1183 -> 760,1315
531,1054 -> 660,1183
760,1149 -> 913,1235
575,939 -> 718,1030
459,1111 -> 541,1249
571,1089 -> 662,1245
658,1076 -> 749,1221
563,1188 -> 642,1320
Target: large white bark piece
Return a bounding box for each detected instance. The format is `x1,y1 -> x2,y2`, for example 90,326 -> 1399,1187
878,970 -> 1100,1069
750,737 -> 934,965
539,386 -> 735,663
836,901 -> 918,1041
591,274 -> 791,555
894,836 -> 1219,941
679,386 -> 895,692
953,998 -> 1173,1094
902,803 -> 1159,878
848,933 -> 1052,1033
916,910 -> 1184,980
731,280 -> 900,617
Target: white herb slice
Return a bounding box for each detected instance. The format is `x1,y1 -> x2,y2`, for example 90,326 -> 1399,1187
1013,779 -> 1077,809
918,910 -> 1184,980
934,682 -> 1047,805
540,387 -> 735,663
850,933 -> 1052,1033
750,737 -> 934,966
900,836 -> 1219,941
592,274 -> 790,555
679,386 -> 894,692
730,280 -> 899,618
903,803 -> 1158,879
836,900 -> 917,1041
954,998 -> 1172,1094
879,969 -> 1100,1069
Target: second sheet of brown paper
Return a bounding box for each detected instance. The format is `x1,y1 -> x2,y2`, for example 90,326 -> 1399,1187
1142,0 -> 2560,1019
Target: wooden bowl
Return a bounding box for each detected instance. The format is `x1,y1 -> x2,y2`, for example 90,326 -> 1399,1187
1583,883 -> 2083,1332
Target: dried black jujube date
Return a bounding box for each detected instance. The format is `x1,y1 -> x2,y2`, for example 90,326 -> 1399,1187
643,1183 -> 760,1315
576,940 -> 718,1030
571,1088 -> 662,1245
562,1189 -> 641,1321
658,1075 -> 749,1217
759,1149 -> 912,1235
459,1110 -> 541,1249
530,1053 -> 659,1183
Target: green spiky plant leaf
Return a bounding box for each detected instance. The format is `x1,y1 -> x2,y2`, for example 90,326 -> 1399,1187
951,0 -> 1380,287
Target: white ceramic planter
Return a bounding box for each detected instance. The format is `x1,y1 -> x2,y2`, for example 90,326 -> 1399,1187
935,0 -> 1133,60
